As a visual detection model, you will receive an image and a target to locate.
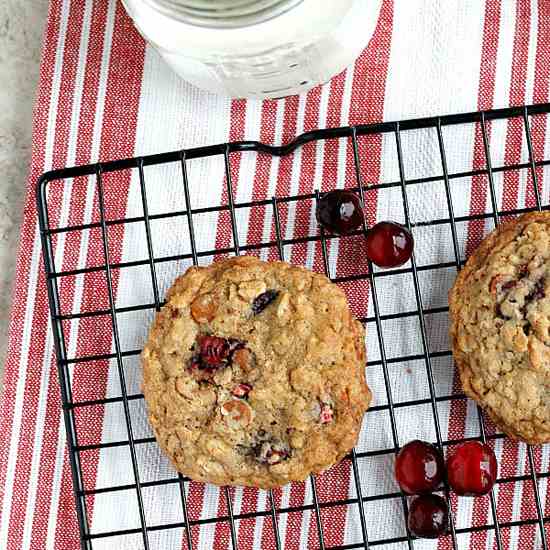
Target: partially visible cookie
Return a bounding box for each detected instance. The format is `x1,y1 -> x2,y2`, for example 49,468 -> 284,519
142,256 -> 371,487
449,212 -> 550,444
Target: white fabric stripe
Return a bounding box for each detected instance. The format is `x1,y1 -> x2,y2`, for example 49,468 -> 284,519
281,94 -> 307,257
534,445 -> 550,549
21,1 -> 95,547
513,1 -> 538,210
305,83 -> 331,269
484,437 -> 505,550
455,401 -> 478,549
383,0 -> 485,122
0,0 -> 72,545
274,484 -> 292,550
493,2 -> 517,111
259,100 -> 285,262
327,64 -> 355,276
251,490 -> 267,550
298,481 -> 313,550
543,99 -> 550,204
489,1 -> 522,214
508,444 -> 528,549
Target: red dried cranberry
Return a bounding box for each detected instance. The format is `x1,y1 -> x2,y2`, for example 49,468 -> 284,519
408,494 -> 449,539
189,356 -> 202,370
316,190 -> 364,235
232,383 -> 252,398
446,441 -> 497,496
319,403 -> 333,424
198,335 -> 230,366
395,440 -> 444,495
365,221 -> 413,268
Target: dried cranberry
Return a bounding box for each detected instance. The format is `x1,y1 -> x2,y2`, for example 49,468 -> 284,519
319,403 -> 333,424
252,290 -> 279,315
408,494 -> 449,539
198,335 -> 230,366
265,447 -> 289,465
526,279 -> 545,303
395,440 -> 444,495
446,441 -> 497,496
232,383 -> 252,398
365,221 -> 414,268
316,190 -> 364,235
253,438 -> 290,465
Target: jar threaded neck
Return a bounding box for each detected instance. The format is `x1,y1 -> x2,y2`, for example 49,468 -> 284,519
145,0 -> 304,28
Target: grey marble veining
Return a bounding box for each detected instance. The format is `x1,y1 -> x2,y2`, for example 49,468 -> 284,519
0,1 -> 49,384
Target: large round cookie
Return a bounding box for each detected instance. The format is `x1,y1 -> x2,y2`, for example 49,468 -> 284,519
142,256 -> 371,487
450,212 -> 550,444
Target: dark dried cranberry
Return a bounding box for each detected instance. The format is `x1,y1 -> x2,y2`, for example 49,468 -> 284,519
316,190 -> 364,235
408,494 -> 449,539
252,290 -> 279,315
526,279 -> 545,304
252,437 -> 290,465
365,221 -> 414,268
198,335 -> 230,365
518,264 -> 529,278
501,280 -> 516,292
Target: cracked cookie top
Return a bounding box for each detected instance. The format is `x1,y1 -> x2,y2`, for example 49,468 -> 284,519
142,256 -> 371,487
449,212 -> 550,444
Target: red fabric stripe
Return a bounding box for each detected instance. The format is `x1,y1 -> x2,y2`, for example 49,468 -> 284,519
440,2 -> 502,549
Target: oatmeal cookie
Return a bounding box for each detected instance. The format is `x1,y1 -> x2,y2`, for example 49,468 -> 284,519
450,212 -> 550,444
142,256 -> 371,487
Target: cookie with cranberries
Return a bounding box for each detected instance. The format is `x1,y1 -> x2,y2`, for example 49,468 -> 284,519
142,256 -> 371,488
449,212 -> 550,444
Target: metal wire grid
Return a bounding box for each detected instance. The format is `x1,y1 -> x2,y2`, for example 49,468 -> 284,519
37,103 -> 550,550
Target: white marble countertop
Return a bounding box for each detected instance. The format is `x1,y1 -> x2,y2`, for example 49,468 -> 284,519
0,1 -> 49,382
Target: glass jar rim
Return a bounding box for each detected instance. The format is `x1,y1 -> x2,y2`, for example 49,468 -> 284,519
142,0 -> 304,28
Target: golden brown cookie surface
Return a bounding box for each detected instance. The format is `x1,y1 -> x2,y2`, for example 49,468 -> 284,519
450,212 -> 550,444
142,256 -> 371,487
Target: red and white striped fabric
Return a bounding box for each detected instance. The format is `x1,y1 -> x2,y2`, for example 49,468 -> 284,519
1,1 -> 550,549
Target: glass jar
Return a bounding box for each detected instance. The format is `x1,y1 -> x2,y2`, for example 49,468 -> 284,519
122,0 -> 383,99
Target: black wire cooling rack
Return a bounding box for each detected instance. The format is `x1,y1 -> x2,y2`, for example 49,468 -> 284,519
37,103 -> 550,550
